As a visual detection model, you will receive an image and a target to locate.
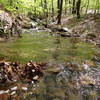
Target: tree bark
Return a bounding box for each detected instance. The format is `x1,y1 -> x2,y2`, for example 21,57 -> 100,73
76,0 -> 81,19
44,0 -> 48,27
72,0 -> 76,14
85,0 -> 89,14
57,0 -> 63,24
65,0 -> 67,14
51,0 -> 55,21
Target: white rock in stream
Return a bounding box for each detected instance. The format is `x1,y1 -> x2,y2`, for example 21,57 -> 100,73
11,86 -> 17,91
83,64 -> 89,70
31,81 -> 34,84
11,91 -> 16,95
62,27 -> 72,33
0,91 -> 5,94
33,75 -> 39,80
32,69 -> 35,72
0,90 -> 9,94
31,22 -> 37,28
4,62 -> 10,66
4,90 -> 10,93
22,87 -> 28,91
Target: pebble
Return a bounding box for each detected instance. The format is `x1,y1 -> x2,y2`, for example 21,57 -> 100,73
33,75 -> 39,80
31,81 -> 34,84
22,87 -> 28,91
11,91 -> 16,95
4,90 -> 10,93
33,85 -> 36,87
13,79 -> 17,82
32,69 -> 35,72
0,90 -> 5,95
4,62 -> 10,66
11,86 -> 17,91
83,64 -> 89,70
0,90 -> 10,94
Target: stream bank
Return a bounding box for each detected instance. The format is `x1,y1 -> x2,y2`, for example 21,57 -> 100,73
44,14 -> 100,47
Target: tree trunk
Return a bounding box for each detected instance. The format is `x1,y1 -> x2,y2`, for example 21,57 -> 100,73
76,0 -> 81,19
72,0 -> 76,14
85,0 -> 89,14
9,0 -> 13,6
51,0 -> 55,21
44,0 -> 48,27
34,0 -> 37,17
65,0 -> 67,14
96,0 -> 100,13
57,0 -> 63,24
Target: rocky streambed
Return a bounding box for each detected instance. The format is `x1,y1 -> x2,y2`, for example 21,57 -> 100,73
0,60 -> 100,100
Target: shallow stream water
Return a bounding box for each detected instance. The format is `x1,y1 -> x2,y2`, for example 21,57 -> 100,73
0,30 -> 99,63
0,30 -> 100,100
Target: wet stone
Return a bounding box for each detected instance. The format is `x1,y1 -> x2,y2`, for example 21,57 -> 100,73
0,61 -> 45,84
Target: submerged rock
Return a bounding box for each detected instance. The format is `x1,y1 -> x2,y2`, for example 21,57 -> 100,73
0,90 -> 10,95
0,37 -> 5,42
56,32 -> 71,37
11,86 -> 18,91
61,27 -> 72,33
22,87 -> 28,91
46,63 -> 62,74
0,61 -> 46,84
80,74 -> 95,86
56,62 -> 100,91
11,91 -> 16,95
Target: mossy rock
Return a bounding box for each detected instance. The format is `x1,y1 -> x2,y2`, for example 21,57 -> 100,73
0,28 -> 4,36
23,22 -> 33,29
86,33 -> 97,39
0,27 -> 8,37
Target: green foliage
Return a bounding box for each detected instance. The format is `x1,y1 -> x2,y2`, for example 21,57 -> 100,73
0,0 -> 99,17
81,0 -> 100,9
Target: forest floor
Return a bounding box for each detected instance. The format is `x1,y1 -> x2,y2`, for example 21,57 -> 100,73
48,14 -> 100,47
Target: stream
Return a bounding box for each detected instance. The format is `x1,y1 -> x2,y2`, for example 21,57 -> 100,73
0,29 -> 100,100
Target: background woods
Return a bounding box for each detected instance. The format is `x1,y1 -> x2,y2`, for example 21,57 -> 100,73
0,0 -> 99,24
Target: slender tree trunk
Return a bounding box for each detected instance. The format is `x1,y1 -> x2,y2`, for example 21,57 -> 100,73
65,0 -> 67,14
94,0 -> 98,14
72,0 -> 76,14
57,0 -> 60,22
44,0 -> 48,27
34,0 -> 37,17
41,0 -> 45,18
57,0 -> 63,24
76,0 -> 81,19
41,0 -> 43,6
44,0 -> 48,16
51,0 -> 55,21
9,0 -> 13,6
85,0 -> 89,14
96,0 -> 100,13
